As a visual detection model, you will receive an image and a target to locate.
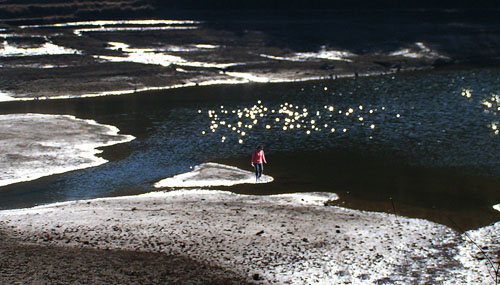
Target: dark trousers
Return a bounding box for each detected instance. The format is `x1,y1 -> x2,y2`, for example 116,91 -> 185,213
254,163 -> 263,178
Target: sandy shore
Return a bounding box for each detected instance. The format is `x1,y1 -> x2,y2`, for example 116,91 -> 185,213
0,114 -> 134,187
1,187 -> 497,284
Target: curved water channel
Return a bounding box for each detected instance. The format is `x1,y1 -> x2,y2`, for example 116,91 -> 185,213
1,67 -> 500,230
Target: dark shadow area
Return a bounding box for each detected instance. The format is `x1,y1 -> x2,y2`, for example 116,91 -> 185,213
0,228 -> 250,284
160,9 -> 500,62
152,0 -> 500,10
217,150 -> 500,231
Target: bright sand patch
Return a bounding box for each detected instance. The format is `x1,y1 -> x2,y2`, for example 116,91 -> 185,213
0,91 -> 14,102
0,41 -> 81,57
0,114 -> 134,187
0,189 -> 465,283
154,162 -> 273,188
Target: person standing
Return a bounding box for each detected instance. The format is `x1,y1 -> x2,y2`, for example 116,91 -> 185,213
251,146 -> 267,181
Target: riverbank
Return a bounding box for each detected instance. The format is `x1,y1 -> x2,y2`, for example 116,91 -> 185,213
0,188 -> 497,283
0,13 -> 487,101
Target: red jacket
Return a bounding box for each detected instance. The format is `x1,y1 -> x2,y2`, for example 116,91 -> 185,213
251,149 -> 267,164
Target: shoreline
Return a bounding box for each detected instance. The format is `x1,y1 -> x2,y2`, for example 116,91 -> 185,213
0,113 -> 134,187
1,162 -> 499,283
0,188 -> 497,283
0,62 -> 433,103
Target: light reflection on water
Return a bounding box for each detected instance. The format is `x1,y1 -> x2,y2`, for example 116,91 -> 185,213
201,100 -> 389,146
0,67 -> 500,228
197,69 -> 500,174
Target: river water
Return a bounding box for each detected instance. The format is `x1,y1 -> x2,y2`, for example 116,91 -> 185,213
1,66 -> 500,229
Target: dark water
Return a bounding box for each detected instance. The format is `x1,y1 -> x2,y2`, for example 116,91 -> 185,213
177,9 -> 500,59
1,67 -> 500,230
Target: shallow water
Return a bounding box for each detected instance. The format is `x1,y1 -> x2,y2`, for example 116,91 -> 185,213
1,67 -> 500,229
